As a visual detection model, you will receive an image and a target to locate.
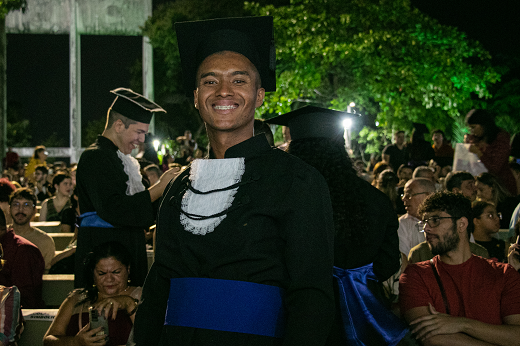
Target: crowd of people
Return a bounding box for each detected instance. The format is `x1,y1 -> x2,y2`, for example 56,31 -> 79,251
1,14 -> 520,346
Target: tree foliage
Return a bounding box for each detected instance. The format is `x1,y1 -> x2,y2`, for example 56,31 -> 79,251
248,0 -> 500,137
0,0 -> 26,18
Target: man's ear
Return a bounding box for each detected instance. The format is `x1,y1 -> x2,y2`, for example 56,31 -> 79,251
458,216 -> 469,233
113,119 -> 125,133
255,88 -> 265,108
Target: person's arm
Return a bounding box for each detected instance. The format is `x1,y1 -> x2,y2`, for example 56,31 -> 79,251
50,247 -> 76,268
39,199 -> 49,221
43,292 -> 107,346
508,243 -> 520,271
148,167 -> 181,202
42,236 -> 56,273
406,304 -> 520,346
477,132 -> 511,176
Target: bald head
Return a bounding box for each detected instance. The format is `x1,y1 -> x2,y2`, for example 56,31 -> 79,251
403,178 -> 436,218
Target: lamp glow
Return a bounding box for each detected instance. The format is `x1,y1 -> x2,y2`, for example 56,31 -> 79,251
153,140 -> 160,152
343,118 -> 353,130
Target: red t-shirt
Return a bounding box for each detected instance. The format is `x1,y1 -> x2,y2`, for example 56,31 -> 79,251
400,255 -> 520,325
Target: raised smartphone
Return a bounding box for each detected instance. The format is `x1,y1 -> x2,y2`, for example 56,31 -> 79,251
89,306 -> 109,336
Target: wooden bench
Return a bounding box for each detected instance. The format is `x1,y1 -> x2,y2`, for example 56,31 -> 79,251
42,274 -> 74,308
19,309 -> 58,346
48,232 -> 75,251
32,221 -> 61,233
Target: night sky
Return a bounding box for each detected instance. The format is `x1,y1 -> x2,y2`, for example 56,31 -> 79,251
6,0 -> 520,147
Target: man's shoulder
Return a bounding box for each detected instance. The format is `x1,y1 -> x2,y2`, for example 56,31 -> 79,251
31,227 -> 55,243
8,231 -> 42,253
383,144 -> 396,153
399,214 -> 419,227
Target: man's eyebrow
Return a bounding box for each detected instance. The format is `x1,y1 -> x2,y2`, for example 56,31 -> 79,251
231,71 -> 250,77
200,72 -> 216,79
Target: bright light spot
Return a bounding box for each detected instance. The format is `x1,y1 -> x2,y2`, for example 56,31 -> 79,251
153,140 -> 160,152
343,118 -> 353,130
375,121 -> 380,126
349,102 -> 355,107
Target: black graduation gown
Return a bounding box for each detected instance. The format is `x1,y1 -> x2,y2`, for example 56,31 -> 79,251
133,135 -> 335,346
75,136 -> 155,287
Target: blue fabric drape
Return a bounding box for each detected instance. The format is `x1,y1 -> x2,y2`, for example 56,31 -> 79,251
164,277 -> 285,338
78,211 -> 115,228
334,264 -> 408,346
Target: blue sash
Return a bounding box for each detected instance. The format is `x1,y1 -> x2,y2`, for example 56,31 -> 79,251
164,277 -> 285,338
334,264 -> 408,346
78,211 -> 115,228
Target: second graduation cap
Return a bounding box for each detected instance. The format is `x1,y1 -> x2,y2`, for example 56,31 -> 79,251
267,105 -> 356,140
175,16 -> 276,97
109,88 -> 166,124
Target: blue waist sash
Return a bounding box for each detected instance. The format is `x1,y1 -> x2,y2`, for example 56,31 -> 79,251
78,212 -> 115,228
164,277 -> 285,338
334,264 -> 408,346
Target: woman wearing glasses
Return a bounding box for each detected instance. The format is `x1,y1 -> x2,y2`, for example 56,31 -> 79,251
472,201 -> 508,262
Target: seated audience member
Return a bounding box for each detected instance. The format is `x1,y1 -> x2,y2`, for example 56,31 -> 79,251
397,164 -> 413,188
472,201 -> 508,262
39,173 -> 73,222
29,165 -> 53,203
408,239 -> 488,264
383,130 -> 408,172
0,208 -> 45,308
49,189 -> 79,274
376,169 -> 406,215
24,145 -> 48,182
143,164 -> 163,187
431,129 -> 454,168
0,179 -> 15,226
445,171 -> 477,202
44,241 -> 142,346
476,172 -> 520,229
0,244 -> 23,346
371,161 -> 391,186
400,191 -> 520,345
399,178 -> 436,262
10,188 -> 55,272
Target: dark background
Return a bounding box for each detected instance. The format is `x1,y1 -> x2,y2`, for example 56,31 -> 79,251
6,0 -> 520,147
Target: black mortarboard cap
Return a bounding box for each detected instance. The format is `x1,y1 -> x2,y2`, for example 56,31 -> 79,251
175,16 -> 276,97
109,88 -> 166,124
266,106 -> 356,140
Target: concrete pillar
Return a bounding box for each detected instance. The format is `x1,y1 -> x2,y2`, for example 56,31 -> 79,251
142,0 -> 154,135
69,0 -> 81,162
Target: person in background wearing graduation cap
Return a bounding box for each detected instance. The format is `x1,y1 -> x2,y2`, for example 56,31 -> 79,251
132,16 -> 335,346
75,88 -> 179,288
269,105 -> 409,346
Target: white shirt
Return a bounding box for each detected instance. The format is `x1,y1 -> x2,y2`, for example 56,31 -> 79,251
398,213 -> 425,257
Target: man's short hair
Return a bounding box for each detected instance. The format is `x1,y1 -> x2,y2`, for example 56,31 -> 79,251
413,166 -> 434,179
106,109 -> 138,130
409,177 -> 436,193
35,164 -> 48,175
395,130 -> 405,136
418,191 -> 473,236
10,187 -> 37,207
432,129 -> 445,137
471,200 -> 495,221
445,171 -> 474,191
144,164 -> 162,178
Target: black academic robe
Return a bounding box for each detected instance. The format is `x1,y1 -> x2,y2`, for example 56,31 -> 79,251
75,136 -> 155,287
133,135 -> 335,346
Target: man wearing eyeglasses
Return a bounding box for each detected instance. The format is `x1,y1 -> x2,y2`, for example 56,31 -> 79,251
400,191 -> 520,345
9,188 -> 55,272
398,178 -> 436,264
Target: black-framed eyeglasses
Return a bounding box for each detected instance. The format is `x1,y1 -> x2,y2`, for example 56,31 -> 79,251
480,212 -> 502,220
417,216 -> 460,232
401,192 -> 428,200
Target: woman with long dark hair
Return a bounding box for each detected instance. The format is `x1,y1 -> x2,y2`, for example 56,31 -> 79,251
466,109 -> 517,195
270,106 -> 406,346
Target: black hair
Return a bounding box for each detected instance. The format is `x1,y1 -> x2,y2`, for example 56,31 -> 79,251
76,241 -> 132,306
52,172 -> 72,189
35,164 -> 49,175
418,191 -> 473,237
476,172 -> 511,205
0,178 -> 16,203
471,200 -> 495,221
445,171 -> 474,191
33,145 -> 46,160
465,109 -> 500,144
287,137 -> 370,246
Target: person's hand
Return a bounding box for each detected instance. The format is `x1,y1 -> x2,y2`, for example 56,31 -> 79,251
508,243 -> 520,271
75,323 -> 107,345
410,304 -> 469,341
161,166 -> 182,183
93,295 -> 135,321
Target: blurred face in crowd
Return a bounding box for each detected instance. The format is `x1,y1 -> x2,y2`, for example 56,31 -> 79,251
10,197 -> 36,226
398,167 -> 413,182
402,180 -> 430,218
56,178 -> 73,198
476,181 -> 493,202
474,205 -> 501,235
432,132 -> 443,147
34,170 -> 47,183
459,179 -> 477,201
394,132 -> 405,146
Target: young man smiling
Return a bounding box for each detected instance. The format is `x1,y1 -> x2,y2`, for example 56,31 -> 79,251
133,17 -> 335,346
400,191 -> 520,345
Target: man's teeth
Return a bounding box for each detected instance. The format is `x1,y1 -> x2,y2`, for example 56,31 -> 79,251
214,105 -> 236,110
